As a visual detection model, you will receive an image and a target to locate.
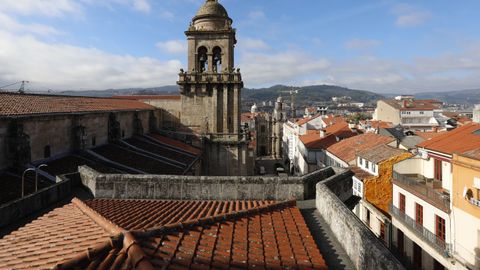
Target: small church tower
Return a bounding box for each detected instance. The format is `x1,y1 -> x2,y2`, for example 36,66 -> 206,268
178,0 -> 252,175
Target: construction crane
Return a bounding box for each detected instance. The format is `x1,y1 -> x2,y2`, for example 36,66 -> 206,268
0,81 -> 30,93
280,87 -> 301,119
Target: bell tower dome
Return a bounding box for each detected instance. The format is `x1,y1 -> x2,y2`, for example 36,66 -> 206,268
178,0 -> 242,135
177,0 -> 250,176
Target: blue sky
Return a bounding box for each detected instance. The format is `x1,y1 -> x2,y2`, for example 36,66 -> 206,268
1,0 -> 480,93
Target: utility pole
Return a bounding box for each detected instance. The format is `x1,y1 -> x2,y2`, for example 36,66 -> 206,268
19,81 -> 29,94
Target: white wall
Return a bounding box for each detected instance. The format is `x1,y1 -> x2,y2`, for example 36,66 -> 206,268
393,185 -> 452,245
452,207 -> 480,268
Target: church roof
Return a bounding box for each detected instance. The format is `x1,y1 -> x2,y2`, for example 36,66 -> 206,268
0,198 -> 328,269
194,0 -> 229,19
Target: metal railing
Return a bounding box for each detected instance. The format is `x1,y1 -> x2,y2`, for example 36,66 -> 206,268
469,197 -> 480,207
390,204 -> 452,257
393,171 -> 450,211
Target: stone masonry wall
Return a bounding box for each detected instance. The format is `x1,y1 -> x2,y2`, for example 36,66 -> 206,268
316,181 -> 405,270
79,166 -> 335,201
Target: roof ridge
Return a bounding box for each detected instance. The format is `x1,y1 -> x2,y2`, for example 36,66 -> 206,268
131,200 -> 297,238
72,198 -> 125,235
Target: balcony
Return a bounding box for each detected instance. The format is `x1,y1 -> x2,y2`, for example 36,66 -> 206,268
469,197 -> 480,207
390,204 -> 452,257
178,72 -> 242,85
393,172 -> 450,212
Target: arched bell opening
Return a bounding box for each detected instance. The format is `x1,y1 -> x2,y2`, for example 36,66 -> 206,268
197,46 -> 208,73
212,46 -> 222,73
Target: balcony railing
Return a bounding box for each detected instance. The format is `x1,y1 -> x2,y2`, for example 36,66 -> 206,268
390,204 -> 452,257
469,198 -> 480,207
393,172 -> 450,212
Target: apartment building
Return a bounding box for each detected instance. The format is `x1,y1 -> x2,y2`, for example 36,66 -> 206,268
374,96 -> 443,131
452,150 -> 480,269
283,114 -> 343,173
325,133 -> 395,168
295,119 -> 358,175
390,123 -> 480,270
352,145 -> 412,246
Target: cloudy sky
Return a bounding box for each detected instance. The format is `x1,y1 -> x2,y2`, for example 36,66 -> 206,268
0,0 -> 480,93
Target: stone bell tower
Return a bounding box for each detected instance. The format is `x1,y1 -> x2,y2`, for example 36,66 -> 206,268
178,0 -> 252,176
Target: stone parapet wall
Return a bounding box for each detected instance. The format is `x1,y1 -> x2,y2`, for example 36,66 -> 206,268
0,174 -> 79,229
79,166 -> 335,201
316,181 -> 405,270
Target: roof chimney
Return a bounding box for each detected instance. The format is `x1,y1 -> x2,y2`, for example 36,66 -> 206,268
320,129 -> 326,138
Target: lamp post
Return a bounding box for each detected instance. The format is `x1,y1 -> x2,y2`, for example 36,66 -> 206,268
35,164 -> 48,192
21,164 -> 48,198
21,168 -> 35,198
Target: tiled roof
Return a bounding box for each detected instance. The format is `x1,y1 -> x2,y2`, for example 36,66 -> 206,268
148,133 -> 202,156
357,144 -> 407,163
350,166 -> 373,181
382,99 -> 442,111
326,133 -> 395,163
0,199 -> 327,270
417,123 -> 480,155
415,131 -> 445,140
300,120 -> 358,150
360,120 -> 394,129
0,92 -> 155,117
296,114 -> 321,126
0,200 -> 112,270
461,148 -> 480,160
113,95 -> 181,100
84,199 -> 274,231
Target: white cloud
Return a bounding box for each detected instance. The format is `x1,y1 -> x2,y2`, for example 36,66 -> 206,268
132,0 -> 151,13
0,12 -> 63,36
0,0 -> 82,17
159,10 -> 175,20
345,38 -> 381,50
392,4 -> 431,28
0,30 -> 182,90
156,40 -> 187,54
239,51 -> 330,86
248,10 -> 266,20
238,38 -> 269,50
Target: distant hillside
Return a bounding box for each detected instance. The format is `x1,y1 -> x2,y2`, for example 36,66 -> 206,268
243,85 -> 384,105
58,86 -> 179,97
415,89 -> 480,105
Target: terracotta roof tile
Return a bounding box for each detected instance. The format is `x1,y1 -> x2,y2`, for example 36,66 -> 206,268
350,166 -> 373,181
415,131 -> 445,140
148,133 -> 202,156
326,133 -> 395,164
417,123 -> 480,155
61,201 -> 327,270
357,144 -> 408,163
300,120 -> 358,150
296,115 -> 321,126
0,92 -> 154,117
1,199 -> 328,270
382,99 -> 442,111
113,95 -> 181,100
0,200 -> 112,270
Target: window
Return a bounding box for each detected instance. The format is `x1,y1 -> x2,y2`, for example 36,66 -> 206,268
433,259 -> 445,270
413,242 -> 422,269
44,145 -> 51,158
397,230 -> 405,255
380,222 -> 386,241
415,203 -> 423,226
435,215 -> 446,243
122,130 -> 125,138
366,209 -> 371,228
399,193 -> 406,213
260,125 -> 266,133
434,159 -> 443,181
91,136 -> 96,147
420,111 -> 424,115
